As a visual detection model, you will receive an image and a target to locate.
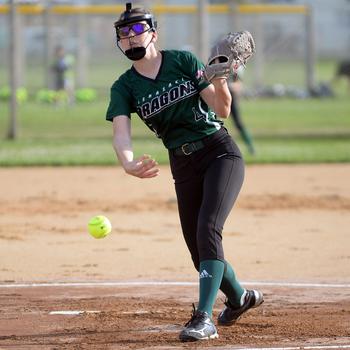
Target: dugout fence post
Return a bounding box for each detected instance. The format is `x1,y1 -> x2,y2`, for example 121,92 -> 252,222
76,11 -> 88,88
152,0 -> 165,50
8,0 -> 19,140
305,5 -> 316,91
197,0 -> 209,62
252,13 -> 264,89
43,0 -> 54,89
229,1 -> 240,32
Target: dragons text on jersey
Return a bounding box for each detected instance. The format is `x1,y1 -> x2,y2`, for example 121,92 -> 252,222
137,79 -> 196,119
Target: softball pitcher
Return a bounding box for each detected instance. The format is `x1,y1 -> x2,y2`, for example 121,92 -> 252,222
106,3 -> 263,342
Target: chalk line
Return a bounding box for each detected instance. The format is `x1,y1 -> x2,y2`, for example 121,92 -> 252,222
0,281 -> 349,289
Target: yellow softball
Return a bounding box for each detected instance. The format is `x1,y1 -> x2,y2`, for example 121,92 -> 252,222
88,215 -> 112,239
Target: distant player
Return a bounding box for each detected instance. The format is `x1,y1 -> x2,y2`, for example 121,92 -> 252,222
333,60 -> 350,90
106,3 -> 263,342
51,45 -> 75,103
52,45 -> 69,91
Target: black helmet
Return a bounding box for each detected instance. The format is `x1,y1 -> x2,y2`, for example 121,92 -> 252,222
114,2 -> 157,39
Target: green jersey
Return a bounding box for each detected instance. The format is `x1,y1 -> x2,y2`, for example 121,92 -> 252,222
106,50 -> 222,149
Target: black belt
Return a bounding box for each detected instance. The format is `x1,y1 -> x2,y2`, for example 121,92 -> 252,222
173,139 -> 205,156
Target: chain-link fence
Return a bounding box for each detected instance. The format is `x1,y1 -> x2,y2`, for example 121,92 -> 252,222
0,3 -> 324,95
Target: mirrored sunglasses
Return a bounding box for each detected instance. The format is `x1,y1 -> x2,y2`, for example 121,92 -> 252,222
117,23 -> 149,38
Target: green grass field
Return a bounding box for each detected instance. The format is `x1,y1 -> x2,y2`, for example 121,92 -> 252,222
1,57 -> 349,166
1,93 -> 349,166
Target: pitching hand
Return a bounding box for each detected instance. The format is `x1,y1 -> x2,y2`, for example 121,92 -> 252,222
123,154 -> 159,179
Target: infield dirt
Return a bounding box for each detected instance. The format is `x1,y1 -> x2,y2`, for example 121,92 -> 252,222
0,165 -> 349,349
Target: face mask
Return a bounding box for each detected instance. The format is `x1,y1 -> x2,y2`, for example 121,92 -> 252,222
122,34 -> 154,61
125,46 -> 147,61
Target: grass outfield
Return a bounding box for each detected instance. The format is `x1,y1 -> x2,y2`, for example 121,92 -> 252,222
0,58 -> 341,92
0,95 -> 349,166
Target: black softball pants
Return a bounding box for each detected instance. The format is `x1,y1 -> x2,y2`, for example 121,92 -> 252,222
169,128 -> 244,270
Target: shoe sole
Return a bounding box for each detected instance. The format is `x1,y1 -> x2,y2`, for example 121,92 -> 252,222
179,332 -> 219,342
